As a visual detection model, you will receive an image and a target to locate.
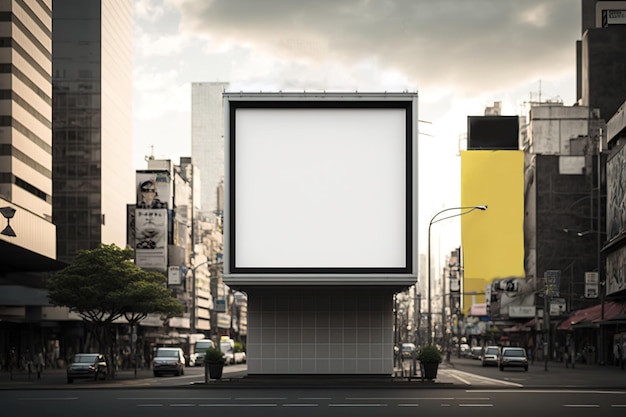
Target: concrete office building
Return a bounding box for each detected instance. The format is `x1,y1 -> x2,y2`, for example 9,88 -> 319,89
579,1 -> 626,121
524,102 -> 603,318
0,0 -> 64,363
52,0 -> 133,262
191,82 -> 229,219
0,0 -> 56,265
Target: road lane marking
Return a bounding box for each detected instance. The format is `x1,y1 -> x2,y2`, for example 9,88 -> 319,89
283,404 -> 319,407
299,397 -> 331,400
563,405 -> 600,408
444,369 -> 522,387
398,404 -> 419,407
18,397 -> 79,401
347,397 -> 490,401
121,397 -> 232,400
470,390 -> 626,394
448,372 -> 472,385
234,397 -> 286,400
329,404 -> 387,407
346,397 -> 455,400
459,404 -> 494,407
197,403 -> 277,407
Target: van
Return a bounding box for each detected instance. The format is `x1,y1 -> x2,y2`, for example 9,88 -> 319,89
190,339 -> 214,367
220,337 -> 246,365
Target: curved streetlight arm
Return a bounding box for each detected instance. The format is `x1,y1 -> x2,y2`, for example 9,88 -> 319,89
191,260 -> 212,271
430,205 -> 488,227
427,205 -> 487,346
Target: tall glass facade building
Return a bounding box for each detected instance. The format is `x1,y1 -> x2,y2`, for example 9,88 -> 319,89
52,0 -> 133,262
191,82 -> 229,219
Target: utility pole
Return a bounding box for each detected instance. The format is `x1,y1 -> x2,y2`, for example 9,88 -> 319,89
414,285 -> 419,346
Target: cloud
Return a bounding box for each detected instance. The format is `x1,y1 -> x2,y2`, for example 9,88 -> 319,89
134,0 -> 166,21
170,0 -> 579,96
133,65 -> 189,120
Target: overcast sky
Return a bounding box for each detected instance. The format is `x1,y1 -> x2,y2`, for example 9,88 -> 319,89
132,0 -> 581,260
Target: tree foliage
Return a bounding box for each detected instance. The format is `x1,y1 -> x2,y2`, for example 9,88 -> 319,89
48,243 -> 183,327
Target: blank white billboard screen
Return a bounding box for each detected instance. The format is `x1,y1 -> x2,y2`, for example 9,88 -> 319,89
230,102 -> 412,273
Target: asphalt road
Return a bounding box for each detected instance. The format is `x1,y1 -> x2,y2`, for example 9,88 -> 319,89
1,387 -> 626,417
444,356 -> 626,389
1,359 -> 626,417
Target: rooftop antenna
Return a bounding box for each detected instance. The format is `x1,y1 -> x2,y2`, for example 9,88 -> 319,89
539,80 -> 541,103
144,145 -> 155,162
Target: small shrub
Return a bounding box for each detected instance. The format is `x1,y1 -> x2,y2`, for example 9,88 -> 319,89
417,345 -> 442,363
204,347 -> 226,364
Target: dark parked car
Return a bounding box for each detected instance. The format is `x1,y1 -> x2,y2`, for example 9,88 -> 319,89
67,353 -> 107,383
153,347 -> 185,376
401,343 -> 416,359
499,347 -> 528,371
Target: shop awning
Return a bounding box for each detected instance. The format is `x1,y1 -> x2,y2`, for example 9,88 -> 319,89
502,318 -> 536,333
502,324 -> 531,332
597,303 -> 626,325
557,302 -> 626,330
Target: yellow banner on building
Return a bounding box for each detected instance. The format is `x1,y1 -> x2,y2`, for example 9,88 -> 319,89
460,150 -> 524,315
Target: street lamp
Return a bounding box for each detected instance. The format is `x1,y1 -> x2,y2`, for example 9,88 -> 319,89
190,259 -> 224,383
427,205 -> 487,346
0,206 -> 16,237
190,260 -> 211,334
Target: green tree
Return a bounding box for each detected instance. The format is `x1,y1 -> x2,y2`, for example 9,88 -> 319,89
47,244 -> 183,377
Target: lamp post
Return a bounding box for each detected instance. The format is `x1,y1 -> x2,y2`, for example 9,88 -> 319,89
190,260 -> 212,334
0,206 -> 16,237
190,259 -> 227,383
427,205 -> 487,346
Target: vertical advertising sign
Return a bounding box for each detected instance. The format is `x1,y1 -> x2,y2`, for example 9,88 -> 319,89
584,271 -> 599,299
460,150 -> 524,315
544,270 -> 561,297
168,265 -> 182,285
134,171 -> 171,272
135,208 -> 168,271
136,171 -> 172,209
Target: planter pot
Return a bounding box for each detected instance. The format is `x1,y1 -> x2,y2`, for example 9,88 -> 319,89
207,362 -> 224,380
421,362 -> 439,380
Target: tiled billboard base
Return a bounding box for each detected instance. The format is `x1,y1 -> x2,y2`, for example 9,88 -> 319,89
246,287 -> 394,375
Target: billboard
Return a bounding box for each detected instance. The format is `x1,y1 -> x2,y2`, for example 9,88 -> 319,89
596,2 -> 626,27
607,142 -> 626,242
461,150 -> 525,315
489,276 -> 535,318
606,142 -> 626,296
136,171 -> 172,209
134,208 -> 168,271
223,92 -> 417,285
467,116 -> 519,150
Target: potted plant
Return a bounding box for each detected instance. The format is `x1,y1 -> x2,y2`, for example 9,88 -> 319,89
417,345 -> 442,380
204,347 -> 226,380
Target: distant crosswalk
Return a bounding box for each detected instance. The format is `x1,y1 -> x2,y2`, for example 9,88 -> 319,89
440,368 -> 523,387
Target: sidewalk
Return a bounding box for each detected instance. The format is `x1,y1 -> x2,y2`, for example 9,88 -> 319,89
1,360 -> 624,390
0,367 -> 158,388
0,362 -> 455,389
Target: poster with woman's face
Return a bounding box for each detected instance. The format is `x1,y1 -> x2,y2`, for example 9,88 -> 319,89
136,171 -> 172,209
